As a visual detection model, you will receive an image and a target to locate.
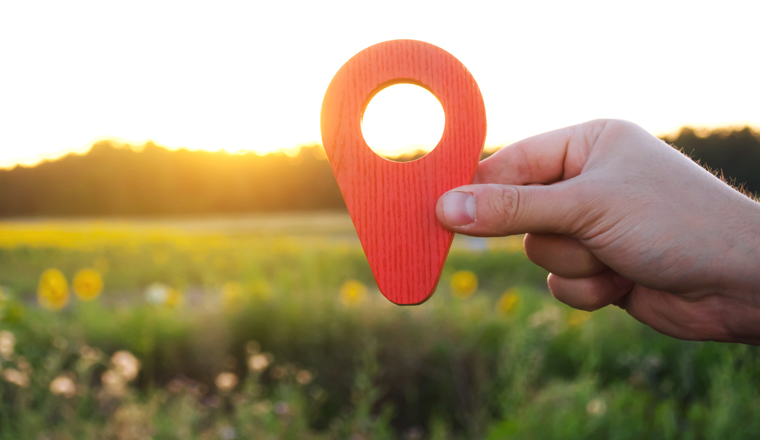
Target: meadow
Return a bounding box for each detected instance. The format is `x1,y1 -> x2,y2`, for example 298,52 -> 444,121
0,213 -> 759,439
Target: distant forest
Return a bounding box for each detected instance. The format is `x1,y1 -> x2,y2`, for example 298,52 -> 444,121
0,126 -> 758,217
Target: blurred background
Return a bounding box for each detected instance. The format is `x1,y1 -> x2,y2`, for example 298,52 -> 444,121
1,1 -> 759,439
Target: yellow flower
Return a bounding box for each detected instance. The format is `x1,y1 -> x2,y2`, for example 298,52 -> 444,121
498,289 -> 521,316
340,280 -> 367,307
451,270 -> 478,298
567,310 -> 592,327
165,288 -> 183,308
73,269 -> 103,301
38,269 -> 70,311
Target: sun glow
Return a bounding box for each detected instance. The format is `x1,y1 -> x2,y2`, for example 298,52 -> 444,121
362,84 -> 445,159
0,1 -> 758,168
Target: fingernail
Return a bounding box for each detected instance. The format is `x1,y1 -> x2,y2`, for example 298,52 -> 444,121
442,191 -> 476,226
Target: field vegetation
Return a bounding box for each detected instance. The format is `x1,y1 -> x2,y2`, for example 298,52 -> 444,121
1,214 -> 759,439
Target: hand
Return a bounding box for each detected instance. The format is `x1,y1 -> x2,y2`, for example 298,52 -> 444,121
436,119 -> 760,344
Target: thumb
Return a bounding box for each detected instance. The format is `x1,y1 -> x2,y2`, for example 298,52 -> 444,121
435,183 -> 585,237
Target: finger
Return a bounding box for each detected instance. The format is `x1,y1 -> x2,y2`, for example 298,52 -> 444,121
524,233 -> 607,278
548,270 -> 634,312
436,182 -> 587,236
474,119 -> 610,185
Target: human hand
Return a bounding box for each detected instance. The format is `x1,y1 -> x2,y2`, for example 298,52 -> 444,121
436,119 -> 760,344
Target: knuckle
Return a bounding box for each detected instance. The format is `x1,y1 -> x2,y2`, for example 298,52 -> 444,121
487,185 -> 520,226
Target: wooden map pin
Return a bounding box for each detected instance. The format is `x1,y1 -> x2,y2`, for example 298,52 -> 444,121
321,40 -> 487,305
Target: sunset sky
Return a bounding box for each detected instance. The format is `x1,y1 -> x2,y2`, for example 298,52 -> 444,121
0,1 -> 758,168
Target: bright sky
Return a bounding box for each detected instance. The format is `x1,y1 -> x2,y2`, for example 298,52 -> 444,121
1,1 -> 758,168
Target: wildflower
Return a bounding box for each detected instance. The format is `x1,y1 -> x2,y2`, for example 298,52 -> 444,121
101,370 -> 127,397
222,282 -> 243,308
497,289 -> 520,316
340,280 -> 367,306
450,270 -> 477,298
145,283 -> 181,307
164,288 -> 183,308
248,353 -> 272,372
50,373 -> 77,398
72,268 -> 103,301
215,372 -> 238,392
145,283 -> 170,304
38,268 -> 70,311
296,370 -> 313,385
111,351 -> 141,381
586,398 -> 607,416
0,331 -> 14,359
567,310 -> 592,327
2,368 -> 29,387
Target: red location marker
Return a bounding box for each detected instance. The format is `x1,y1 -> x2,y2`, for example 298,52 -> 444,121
321,40 -> 487,305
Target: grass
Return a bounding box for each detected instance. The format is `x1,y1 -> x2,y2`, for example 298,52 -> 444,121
0,213 -> 759,439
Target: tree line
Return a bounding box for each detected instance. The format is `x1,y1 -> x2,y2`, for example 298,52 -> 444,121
0,126 -> 757,217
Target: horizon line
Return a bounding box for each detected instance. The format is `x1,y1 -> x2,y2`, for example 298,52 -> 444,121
2,124 -> 758,171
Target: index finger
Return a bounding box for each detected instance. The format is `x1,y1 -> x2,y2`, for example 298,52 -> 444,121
474,119 -> 610,185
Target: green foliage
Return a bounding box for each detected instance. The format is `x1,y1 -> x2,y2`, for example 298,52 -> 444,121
1,218 -> 760,438
1,125 -> 757,217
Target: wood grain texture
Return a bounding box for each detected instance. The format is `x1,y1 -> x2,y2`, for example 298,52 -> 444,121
321,40 -> 487,305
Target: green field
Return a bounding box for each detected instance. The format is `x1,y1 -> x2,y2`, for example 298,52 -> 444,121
0,213 -> 758,439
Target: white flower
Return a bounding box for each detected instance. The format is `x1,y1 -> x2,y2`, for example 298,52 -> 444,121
215,372 -> 238,392
586,398 -> 607,416
111,351 -> 141,381
145,283 -> 170,305
50,374 -> 77,398
248,353 -> 273,372
0,331 -> 15,359
2,368 -> 29,388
